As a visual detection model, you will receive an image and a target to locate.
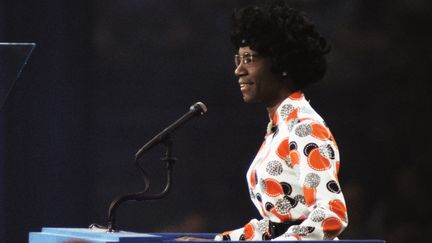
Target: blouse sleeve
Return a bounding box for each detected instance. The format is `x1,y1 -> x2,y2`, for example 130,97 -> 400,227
214,218 -> 270,241
274,120 -> 348,240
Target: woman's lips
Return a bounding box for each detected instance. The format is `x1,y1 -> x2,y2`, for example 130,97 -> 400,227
239,81 -> 254,91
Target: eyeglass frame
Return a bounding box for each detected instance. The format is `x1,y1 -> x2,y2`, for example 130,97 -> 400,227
234,53 -> 260,67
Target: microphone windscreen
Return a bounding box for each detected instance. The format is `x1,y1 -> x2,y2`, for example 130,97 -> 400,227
191,101 -> 208,114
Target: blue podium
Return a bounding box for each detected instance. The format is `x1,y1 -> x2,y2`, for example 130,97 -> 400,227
29,228 -> 216,243
29,228 -> 385,243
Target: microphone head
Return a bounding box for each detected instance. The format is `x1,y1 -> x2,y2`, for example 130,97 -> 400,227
190,101 -> 208,115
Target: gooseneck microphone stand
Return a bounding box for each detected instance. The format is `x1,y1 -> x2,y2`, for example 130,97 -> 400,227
103,102 -> 207,233
107,135 -> 177,232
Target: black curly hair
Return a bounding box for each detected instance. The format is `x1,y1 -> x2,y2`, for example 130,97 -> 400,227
231,0 -> 330,90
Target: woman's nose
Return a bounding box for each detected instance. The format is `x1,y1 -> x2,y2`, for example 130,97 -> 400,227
234,63 -> 247,77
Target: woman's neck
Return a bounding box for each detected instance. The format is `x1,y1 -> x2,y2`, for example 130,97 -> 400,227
265,89 -> 292,121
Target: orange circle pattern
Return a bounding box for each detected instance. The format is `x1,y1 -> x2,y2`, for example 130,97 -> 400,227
307,148 -> 331,171
329,199 -> 347,222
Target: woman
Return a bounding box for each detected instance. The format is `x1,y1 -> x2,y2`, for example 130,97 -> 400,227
216,1 -> 348,241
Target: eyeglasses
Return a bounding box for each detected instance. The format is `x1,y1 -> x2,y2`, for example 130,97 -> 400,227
234,53 -> 260,67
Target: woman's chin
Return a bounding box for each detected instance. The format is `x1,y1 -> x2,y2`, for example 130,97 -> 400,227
242,96 -> 253,103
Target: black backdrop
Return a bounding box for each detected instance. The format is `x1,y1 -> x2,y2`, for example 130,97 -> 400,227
1,1 -> 431,243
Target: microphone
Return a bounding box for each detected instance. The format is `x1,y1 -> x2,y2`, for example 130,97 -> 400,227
135,102 -> 207,159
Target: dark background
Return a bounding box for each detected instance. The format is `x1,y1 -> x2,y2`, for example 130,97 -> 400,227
1,0 -> 431,243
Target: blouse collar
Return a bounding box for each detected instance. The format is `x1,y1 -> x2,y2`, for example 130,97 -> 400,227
266,91 -> 305,135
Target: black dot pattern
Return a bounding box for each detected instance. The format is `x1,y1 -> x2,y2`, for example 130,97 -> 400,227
319,144 -> 335,159
265,202 -> 274,211
257,219 -> 269,233
295,124 -> 312,137
304,173 -> 320,188
310,209 -> 326,222
289,141 -> 297,150
280,104 -> 295,119
303,143 -> 318,156
294,195 -> 306,205
256,193 -> 262,202
266,160 -> 283,176
291,226 -> 315,236
275,198 -> 293,214
326,180 -> 341,193
281,182 -> 292,195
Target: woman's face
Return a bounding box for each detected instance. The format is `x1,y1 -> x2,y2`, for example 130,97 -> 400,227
235,46 -> 283,106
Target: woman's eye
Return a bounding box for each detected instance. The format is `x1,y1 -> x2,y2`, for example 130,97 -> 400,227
244,57 -> 252,63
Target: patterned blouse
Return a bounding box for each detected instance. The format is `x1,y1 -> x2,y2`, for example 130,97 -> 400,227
216,92 -> 348,241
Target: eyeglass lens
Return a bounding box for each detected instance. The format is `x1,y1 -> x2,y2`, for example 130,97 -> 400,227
234,53 -> 255,66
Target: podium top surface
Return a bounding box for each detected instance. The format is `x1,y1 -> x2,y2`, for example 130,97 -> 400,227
40,227 -> 159,239
30,228 -> 385,243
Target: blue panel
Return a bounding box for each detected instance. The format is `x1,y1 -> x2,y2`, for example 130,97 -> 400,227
29,228 -> 163,243
29,232 -> 112,243
29,228 -> 386,243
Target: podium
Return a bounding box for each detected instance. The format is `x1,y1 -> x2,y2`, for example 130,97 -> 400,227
29,228 -> 385,243
29,228 -> 216,243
